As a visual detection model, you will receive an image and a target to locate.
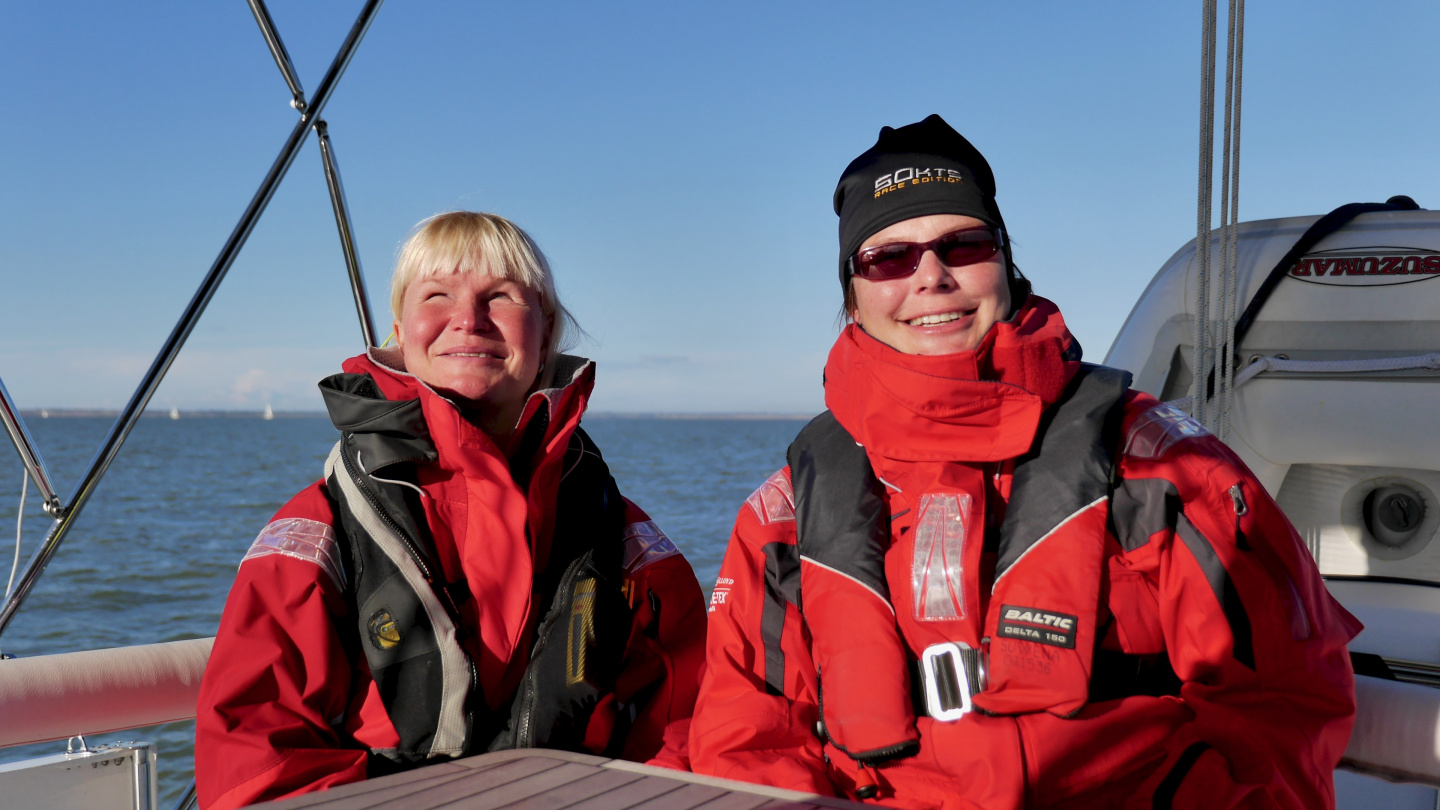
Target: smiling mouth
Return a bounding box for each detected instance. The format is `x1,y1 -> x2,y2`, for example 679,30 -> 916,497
444,351 -> 500,359
906,310 -> 968,327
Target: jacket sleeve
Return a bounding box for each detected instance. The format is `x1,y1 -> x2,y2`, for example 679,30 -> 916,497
687,472 -> 834,794
604,501 -> 708,766
1121,423 -> 1361,809
194,486 -> 369,810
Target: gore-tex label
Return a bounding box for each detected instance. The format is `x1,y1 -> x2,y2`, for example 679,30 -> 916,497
998,604 -> 1077,649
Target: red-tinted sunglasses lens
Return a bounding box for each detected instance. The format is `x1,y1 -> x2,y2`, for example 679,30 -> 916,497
852,228 -> 1000,280
853,243 -> 922,280
935,229 -> 1000,267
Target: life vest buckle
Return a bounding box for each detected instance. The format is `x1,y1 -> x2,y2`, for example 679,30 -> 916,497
920,642 -> 974,721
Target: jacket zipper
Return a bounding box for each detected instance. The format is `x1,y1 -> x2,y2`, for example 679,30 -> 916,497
341,438 -> 437,586
516,554 -> 587,747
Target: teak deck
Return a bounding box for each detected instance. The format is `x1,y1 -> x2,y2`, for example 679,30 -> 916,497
247,750 -> 867,810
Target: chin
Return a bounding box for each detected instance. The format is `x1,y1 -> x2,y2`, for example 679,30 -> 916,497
432,378 -> 498,404
910,333 -> 982,356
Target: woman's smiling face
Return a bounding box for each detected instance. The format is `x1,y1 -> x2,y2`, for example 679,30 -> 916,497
394,268 -> 548,428
849,213 -> 1011,355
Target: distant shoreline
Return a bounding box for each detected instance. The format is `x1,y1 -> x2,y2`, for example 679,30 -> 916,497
17,409 -> 319,419
588,412 -> 816,421
17,409 -> 818,421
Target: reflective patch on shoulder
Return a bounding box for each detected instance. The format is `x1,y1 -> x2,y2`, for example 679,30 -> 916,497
622,520 -> 681,573
1123,402 -> 1210,460
241,517 -> 346,591
745,469 -> 795,525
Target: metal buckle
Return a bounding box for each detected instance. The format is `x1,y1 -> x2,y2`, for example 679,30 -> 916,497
920,642 -> 973,721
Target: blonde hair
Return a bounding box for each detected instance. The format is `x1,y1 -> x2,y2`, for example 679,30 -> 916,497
391,212 -> 577,381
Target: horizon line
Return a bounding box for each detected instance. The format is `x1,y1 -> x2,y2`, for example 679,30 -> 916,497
16,408 -> 819,421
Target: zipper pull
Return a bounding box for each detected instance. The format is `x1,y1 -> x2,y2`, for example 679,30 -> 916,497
1229,484 -> 1251,551
853,764 -> 880,800
1229,484 -> 1247,516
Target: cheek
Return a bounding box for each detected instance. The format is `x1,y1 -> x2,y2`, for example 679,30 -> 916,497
965,263 -> 1011,310
496,307 -> 547,356
852,282 -> 903,324
400,312 -> 436,344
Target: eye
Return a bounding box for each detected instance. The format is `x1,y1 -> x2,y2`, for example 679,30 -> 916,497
490,285 -> 531,305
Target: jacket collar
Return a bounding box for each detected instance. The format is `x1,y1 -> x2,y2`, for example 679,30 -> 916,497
823,295 -> 1081,462
320,347 -> 596,477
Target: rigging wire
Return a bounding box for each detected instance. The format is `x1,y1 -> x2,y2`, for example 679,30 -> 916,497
1217,0 -> 1246,439
1192,0 -> 1245,437
1191,0 -> 1219,428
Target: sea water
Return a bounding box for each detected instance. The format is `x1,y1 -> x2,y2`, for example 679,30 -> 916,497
0,413 -> 806,805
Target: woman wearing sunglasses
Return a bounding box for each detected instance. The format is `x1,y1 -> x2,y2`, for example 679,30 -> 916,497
687,115 -> 1358,809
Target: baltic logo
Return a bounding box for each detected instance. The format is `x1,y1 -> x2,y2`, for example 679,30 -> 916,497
998,604 -> 1077,649
1287,247 -> 1440,287
874,167 -> 965,198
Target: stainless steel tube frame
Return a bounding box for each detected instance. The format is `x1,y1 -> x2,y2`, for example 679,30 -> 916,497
169,778 -> 198,810
317,120 -> 379,348
246,0 -> 308,112
0,0 -> 386,640
0,376 -> 61,516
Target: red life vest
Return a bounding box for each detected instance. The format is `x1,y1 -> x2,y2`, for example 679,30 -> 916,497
787,298 -> 1134,768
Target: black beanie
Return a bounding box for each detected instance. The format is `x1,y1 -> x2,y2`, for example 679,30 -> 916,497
833,114 -> 1008,290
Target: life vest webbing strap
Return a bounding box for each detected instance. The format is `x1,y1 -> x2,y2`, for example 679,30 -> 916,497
325,442 -> 472,757
907,648 -> 984,718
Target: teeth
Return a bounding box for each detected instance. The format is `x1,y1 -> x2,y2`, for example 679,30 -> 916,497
907,311 -> 962,326
451,352 -> 495,358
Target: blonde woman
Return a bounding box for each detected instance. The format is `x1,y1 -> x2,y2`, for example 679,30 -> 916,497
196,212 -> 705,809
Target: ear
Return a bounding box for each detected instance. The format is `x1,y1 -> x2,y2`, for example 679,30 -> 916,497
392,320 -> 404,349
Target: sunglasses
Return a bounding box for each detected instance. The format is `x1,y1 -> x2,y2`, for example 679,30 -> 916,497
849,226 -> 1005,281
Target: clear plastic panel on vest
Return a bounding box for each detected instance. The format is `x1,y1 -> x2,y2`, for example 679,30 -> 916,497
912,493 -> 973,621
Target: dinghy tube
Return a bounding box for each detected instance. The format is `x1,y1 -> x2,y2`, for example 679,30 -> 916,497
0,637 -> 212,747
0,640 -> 1437,788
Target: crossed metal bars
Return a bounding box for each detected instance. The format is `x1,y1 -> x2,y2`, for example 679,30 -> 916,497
0,0 -> 386,640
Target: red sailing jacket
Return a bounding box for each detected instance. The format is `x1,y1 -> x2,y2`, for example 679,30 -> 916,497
689,298 -> 1361,810
195,350 -> 706,810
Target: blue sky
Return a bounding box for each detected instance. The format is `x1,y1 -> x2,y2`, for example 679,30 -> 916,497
1,1 -> 1436,414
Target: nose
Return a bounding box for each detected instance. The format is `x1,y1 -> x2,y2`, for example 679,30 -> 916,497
452,295 -> 493,332
911,249 -> 957,291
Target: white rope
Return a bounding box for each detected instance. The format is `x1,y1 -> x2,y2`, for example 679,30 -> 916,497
1168,353 -> 1440,412
356,451 -> 429,501
1192,0 -> 1220,428
1237,353 -> 1440,385
3,471 -> 27,657
7,473 -> 25,602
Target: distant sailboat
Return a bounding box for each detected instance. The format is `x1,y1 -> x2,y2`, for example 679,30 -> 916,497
39,409 -> 48,419
168,407 -> 179,420
262,403 -> 274,421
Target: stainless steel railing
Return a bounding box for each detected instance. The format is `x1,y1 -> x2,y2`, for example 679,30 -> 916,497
0,0 -> 386,640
